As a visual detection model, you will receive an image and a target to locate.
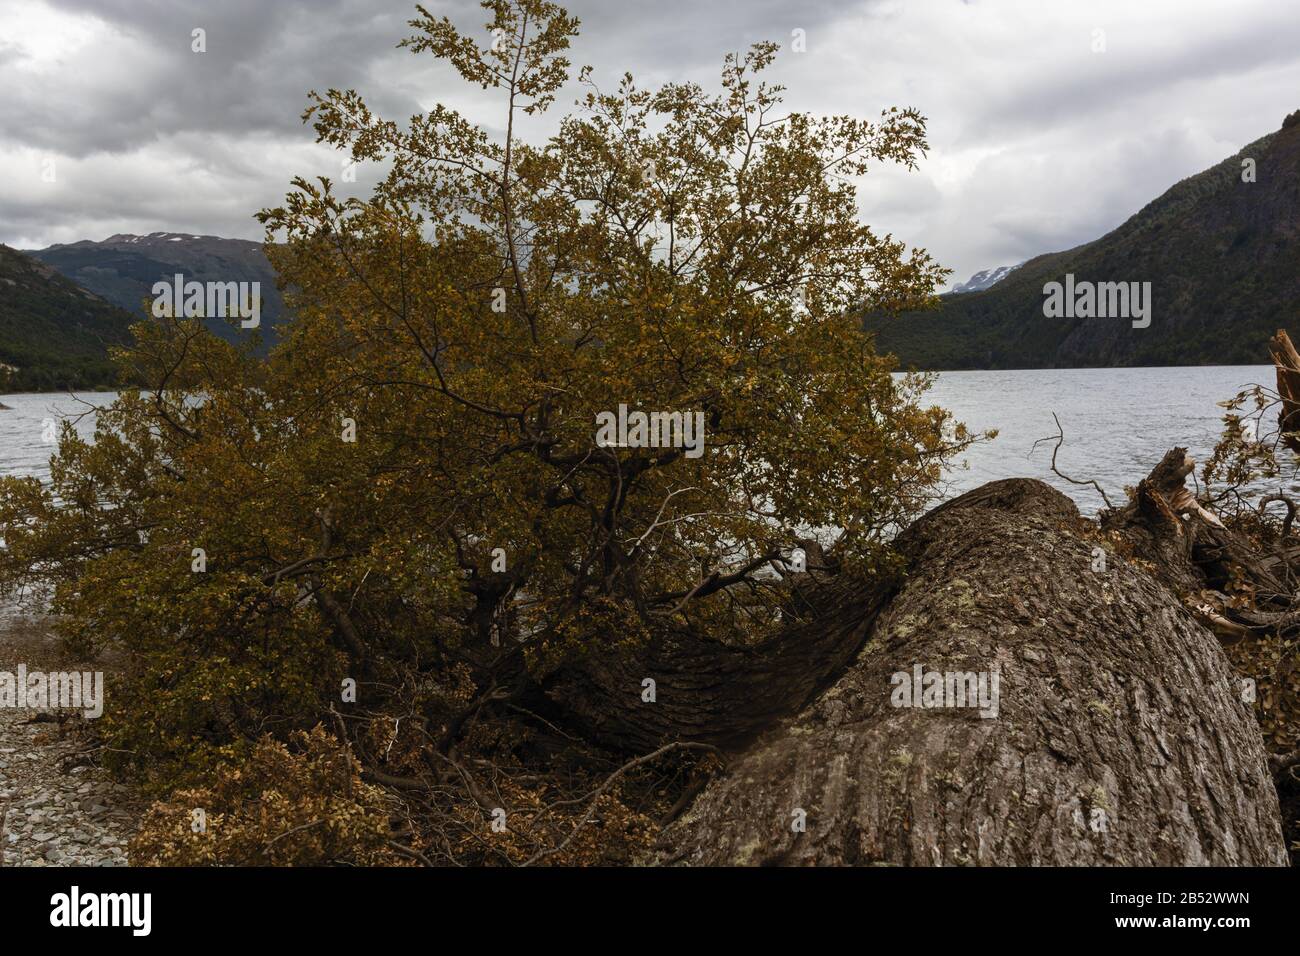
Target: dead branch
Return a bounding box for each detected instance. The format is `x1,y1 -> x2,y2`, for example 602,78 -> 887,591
1259,493 -> 1298,541
1032,413 -> 1115,510
1270,329 -> 1300,456
387,839 -> 436,866
520,741 -> 718,867
1268,748 -> 1300,778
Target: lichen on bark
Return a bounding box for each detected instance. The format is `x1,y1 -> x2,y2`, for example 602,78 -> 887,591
649,479 -> 1289,866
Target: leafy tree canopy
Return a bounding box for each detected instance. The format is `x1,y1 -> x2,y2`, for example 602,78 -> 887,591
0,0 -> 971,798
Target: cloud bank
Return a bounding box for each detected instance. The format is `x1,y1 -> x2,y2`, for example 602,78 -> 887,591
2,0 -> 1298,287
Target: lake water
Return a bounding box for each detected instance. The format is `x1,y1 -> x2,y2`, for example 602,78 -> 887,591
0,392 -> 112,482
924,365 -> 1289,513
0,366 -> 1291,516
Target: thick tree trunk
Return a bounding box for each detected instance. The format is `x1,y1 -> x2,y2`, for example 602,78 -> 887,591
648,478 -> 1288,865
543,570 -> 894,752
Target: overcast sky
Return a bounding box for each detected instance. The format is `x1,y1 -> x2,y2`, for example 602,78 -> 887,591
2,0 -> 1299,288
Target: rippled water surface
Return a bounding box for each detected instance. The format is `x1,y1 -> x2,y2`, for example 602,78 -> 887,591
924,365 -> 1284,514
0,392 -> 116,482
0,366 -> 1288,517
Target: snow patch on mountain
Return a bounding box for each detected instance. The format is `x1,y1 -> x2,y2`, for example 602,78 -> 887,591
950,262 -> 1022,295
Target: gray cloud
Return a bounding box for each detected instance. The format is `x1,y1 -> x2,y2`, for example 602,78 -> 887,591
8,0 -> 418,153
2,0 -> 1298,287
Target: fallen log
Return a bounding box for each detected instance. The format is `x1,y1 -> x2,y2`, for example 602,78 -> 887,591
649,477 -> 1288,865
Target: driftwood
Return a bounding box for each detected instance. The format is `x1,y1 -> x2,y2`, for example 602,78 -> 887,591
1101,447 -> 1297,642
1271,329 -> 1300,456
642,474 -> 1287,865
521,447 -> 1299,864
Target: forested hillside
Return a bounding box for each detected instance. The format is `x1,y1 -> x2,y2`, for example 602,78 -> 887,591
0,244 -> 135,391
867,111 -> 1300,369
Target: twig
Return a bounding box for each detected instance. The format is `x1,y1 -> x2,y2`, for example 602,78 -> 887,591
1258,493 -> 1299,590
1269,748 -> 1300,777
505,704 -> 581,742
256,819 -> 326,861
520,742 -> 718,867
1032,413 -> 1115,510
387,839 -> 436,867
1259,494 -> 1297,541
658,775 -> 711,827
364,767 -> 430,790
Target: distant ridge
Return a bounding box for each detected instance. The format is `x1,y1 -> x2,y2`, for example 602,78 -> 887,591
867,110 -> 1300,369
27,232 -> 284,351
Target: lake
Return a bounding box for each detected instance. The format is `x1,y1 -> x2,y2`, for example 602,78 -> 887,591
0,365 -> 1291,516
923,365 -> 1288,513
0,392 -> 110,483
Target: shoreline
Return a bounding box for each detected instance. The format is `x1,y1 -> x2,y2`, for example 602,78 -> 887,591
0,610 -> 139,866
0,362 -> 1280,401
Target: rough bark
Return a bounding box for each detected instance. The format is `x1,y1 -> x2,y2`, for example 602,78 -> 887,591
1272,328 -> 1300,456
543,570 -> 895,752
1100,447 -> 1295,640
649,478 -> 1288,865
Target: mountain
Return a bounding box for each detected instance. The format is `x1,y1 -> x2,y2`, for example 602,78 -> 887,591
26,233 -> 283,351
867,110 -> 1300,369
0,244 -> 137,391
949,263 -> 1021,295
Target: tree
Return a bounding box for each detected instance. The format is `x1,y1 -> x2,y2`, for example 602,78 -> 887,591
0,0 -> 967,819
256,0 -> 966,660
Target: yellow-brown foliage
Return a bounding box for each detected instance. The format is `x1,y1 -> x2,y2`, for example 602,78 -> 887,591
130,727 -> 403,866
